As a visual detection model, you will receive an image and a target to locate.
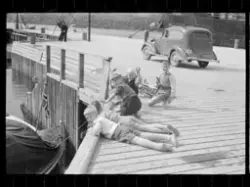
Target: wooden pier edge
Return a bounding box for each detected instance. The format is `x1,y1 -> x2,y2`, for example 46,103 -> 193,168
64,130 -> 100,174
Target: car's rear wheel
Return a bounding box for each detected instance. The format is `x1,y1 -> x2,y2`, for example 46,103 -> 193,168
198,61 -> 209,68
142,46 -> 152,60
170,51 -> 181,67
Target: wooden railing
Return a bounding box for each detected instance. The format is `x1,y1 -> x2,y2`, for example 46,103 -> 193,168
45,44 -> 112,101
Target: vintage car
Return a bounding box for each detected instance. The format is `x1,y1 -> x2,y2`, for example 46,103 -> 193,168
141,25 -> 220,68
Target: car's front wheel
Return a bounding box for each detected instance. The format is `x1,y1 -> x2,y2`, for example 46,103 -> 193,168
198,61 -> 209,68
170,51 -> 181,67
142,46 -> 152,60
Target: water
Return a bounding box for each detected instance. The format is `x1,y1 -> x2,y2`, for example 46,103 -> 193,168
6,68 -> 30,119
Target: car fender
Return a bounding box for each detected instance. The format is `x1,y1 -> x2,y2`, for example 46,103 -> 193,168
169,46 -> 186,59
141,42 -> 157,54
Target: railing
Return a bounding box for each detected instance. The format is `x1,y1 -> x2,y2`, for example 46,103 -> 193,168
45,44 -> 112,101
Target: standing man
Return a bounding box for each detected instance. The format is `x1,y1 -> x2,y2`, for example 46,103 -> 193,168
57,20 -> 68,42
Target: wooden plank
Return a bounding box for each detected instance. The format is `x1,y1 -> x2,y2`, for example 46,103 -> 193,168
176,162 -> 245,174
65,130 -> 100,174
98,133 -> 244,157
79,87 -> 99,103
98,58 -> 111,100
89,142 -> 244,173
99,129 -> 245,149
46,46 -> 51,73
90,149 -> 245,174
60,49 -> 66,81
133,156 -> 245,174
78,53 -> 84,88
93,137 -> 244,163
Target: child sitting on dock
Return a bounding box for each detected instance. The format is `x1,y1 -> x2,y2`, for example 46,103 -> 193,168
148,61 -> 176,109
90,100 -> 180,137
84,104 -> 177,152
123,67 -> 143,95
104,72 -> 142,116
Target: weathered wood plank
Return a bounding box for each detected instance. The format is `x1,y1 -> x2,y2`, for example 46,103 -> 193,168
92,137 -> 244,164
65,130 -> 100,174
99,129 -> 245,149
88,142 -> 244,173
176,162 -> 245,174
90,149 -> 245,174
132,156 -> 245,174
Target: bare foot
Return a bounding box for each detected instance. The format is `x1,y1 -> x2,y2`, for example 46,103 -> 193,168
167,124 -> 180,137
161,143 -> 173,152
169,134 -> 178,147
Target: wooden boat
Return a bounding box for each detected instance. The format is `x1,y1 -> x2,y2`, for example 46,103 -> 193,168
6,112 -> 66,174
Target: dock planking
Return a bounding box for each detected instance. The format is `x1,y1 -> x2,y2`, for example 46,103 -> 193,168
87,84 -> 245,174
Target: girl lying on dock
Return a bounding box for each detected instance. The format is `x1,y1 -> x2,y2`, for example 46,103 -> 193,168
84,103 -> 177,152
148,61 -> 176,109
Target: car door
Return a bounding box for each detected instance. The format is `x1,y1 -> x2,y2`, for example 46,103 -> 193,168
154,29 -> 170,55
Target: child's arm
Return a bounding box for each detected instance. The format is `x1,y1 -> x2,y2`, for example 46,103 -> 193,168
105,86 -> 123,103
105,92 -> 116,103
104,110 -> 121,123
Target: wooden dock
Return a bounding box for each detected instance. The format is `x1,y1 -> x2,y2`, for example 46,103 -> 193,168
8,30 -> 245,174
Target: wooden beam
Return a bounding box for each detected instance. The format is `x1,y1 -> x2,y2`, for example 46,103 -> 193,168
65,130 -> 100,174
60,49 -> 66,81
88,13 -> 91,42
78,53 -> 84,88
99,57 -> 112,101
46,46 -> 51,73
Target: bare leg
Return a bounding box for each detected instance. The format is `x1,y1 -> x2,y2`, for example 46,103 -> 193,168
134,123 -> 180,137
139,132 -> 177,147
131,136 -> 173,152
148,94 -> 166,107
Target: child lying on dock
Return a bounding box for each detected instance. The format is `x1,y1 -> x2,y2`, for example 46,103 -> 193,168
92,100 -> 180,137
84,101 -> 178,152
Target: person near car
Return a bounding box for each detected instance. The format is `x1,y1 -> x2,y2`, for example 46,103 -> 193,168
57,20 -> 68,42
104,72 -> 142,116
148,61 -> 176,109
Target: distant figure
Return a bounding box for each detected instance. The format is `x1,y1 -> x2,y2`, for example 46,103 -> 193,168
57,21 -> 68,42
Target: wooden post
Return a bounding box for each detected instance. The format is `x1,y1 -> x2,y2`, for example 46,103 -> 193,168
88,13 -> 91,42
46,46 -> 51,73
99,57 -> 112,101
78,53 -> 84,88
60,49 -> 66,81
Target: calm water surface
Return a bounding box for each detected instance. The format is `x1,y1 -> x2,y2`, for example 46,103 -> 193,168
6,68 -> 30,119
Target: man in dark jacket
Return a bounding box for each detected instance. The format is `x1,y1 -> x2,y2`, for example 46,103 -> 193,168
57,21 -> 68,42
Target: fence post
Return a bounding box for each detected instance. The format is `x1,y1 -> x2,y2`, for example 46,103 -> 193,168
60,49 -> 66,81
99,57 -> 112,101
234,39 -> 239,49
78,53 -> 84,88
46,46 -> 51,73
